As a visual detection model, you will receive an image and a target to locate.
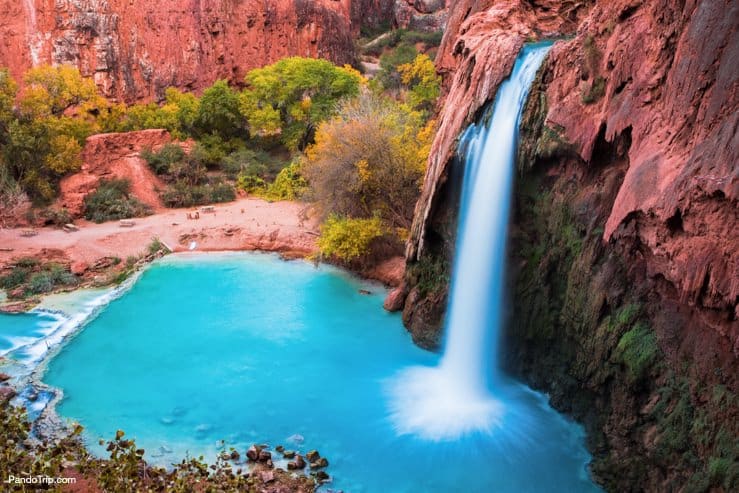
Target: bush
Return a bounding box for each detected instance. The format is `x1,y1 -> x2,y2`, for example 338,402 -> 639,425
40,207 -> 72,226
26,272 -> 54,294
0,267 -> 29,290
304,91 -> 431,228
83,179 -> 152,223
318,215 -> 385,262
262,162 -> 308,200
222,147 -> 279,179
160,182 -> 236,208
47,263 -> 78,287
141,144 -> 185,175
190,134 -> 244,170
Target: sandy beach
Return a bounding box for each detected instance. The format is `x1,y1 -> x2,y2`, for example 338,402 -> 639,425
0,197 -> 319,269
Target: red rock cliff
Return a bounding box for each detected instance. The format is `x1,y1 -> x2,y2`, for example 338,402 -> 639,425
0,0 -> 360,101
402,0 -> 737,489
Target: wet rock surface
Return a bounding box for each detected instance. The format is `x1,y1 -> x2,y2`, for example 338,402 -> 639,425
401,0 -> 737,490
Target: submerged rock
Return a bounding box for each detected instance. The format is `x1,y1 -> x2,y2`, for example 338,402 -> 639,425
282,450 -> 296,459
287,433 -> 304,444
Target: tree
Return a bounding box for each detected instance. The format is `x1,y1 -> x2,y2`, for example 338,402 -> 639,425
377,43 -> 418,92
20,65 -> 98,117
0,68 -> 17,138
162,88 -> 200,138
239,57 -> 363,150
303,91 -> 432,229
397,54 -> 441,113
194,80 -> 244,139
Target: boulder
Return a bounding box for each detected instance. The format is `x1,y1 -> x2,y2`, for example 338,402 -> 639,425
383,285 -> 407,312
246,444 -> 262,461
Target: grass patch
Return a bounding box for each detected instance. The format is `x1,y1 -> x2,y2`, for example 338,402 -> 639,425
581,76 -> 606,104
616,322 -> 660,381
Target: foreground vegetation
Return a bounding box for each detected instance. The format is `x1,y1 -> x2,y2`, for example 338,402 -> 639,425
0,401 -> 316,492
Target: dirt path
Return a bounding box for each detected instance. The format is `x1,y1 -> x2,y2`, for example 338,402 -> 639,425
0,198 -> 319,269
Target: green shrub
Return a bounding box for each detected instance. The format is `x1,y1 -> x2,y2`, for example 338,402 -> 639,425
222,147 -> 279,179
160,182 -> 235,208
318,215 -> 385,261
40,207 -> 72,226
15,257 -> 39,268
47,263 -> 78,286
26,272 -> 54,294
83,179 -> 153,223
400,30 -> 443,47
617,322 -> 660,381
0,267 -> 29,290
236,173 -> 267,193
141,144 -> 185,175
147,237 -> 170,255
190,134 -> 244,170
262,162 -> 308,200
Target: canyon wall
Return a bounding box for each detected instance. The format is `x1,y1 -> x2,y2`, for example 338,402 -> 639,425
0,0 -> 450,102
0,0 -> 360,101
400,0 -> 737,490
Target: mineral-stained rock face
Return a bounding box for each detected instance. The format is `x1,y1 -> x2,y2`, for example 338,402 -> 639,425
401,0 -> 737,490
393,0 -> 450,31
57,129 -> 174,216
1,0 -> 360,101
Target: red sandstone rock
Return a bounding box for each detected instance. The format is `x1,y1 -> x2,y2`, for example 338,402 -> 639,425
70,260 -> 88,275
0,386 -> 15,404
57,129 -> 173,216
1,0 -> 360,102
408,0 -> 737,345
365,255 -> 405,286
383,284 -> 407,311
394,0 -> 450,31
408,0 -> 588,259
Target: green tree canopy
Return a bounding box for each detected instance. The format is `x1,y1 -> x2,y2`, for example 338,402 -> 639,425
239,57 -> 363,150
194,80 -> 243,140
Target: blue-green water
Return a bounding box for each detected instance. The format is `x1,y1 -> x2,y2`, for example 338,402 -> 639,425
1,253 -> 600,492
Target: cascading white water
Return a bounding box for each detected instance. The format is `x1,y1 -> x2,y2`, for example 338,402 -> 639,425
388,43 -> 552,440
23,0 -> 42,66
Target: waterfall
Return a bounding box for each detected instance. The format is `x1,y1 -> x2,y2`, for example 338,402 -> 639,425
387,43 -> 552,440
23,0 -> 42,66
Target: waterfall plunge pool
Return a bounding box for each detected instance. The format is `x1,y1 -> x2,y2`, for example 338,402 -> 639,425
0,252 -> 601,492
